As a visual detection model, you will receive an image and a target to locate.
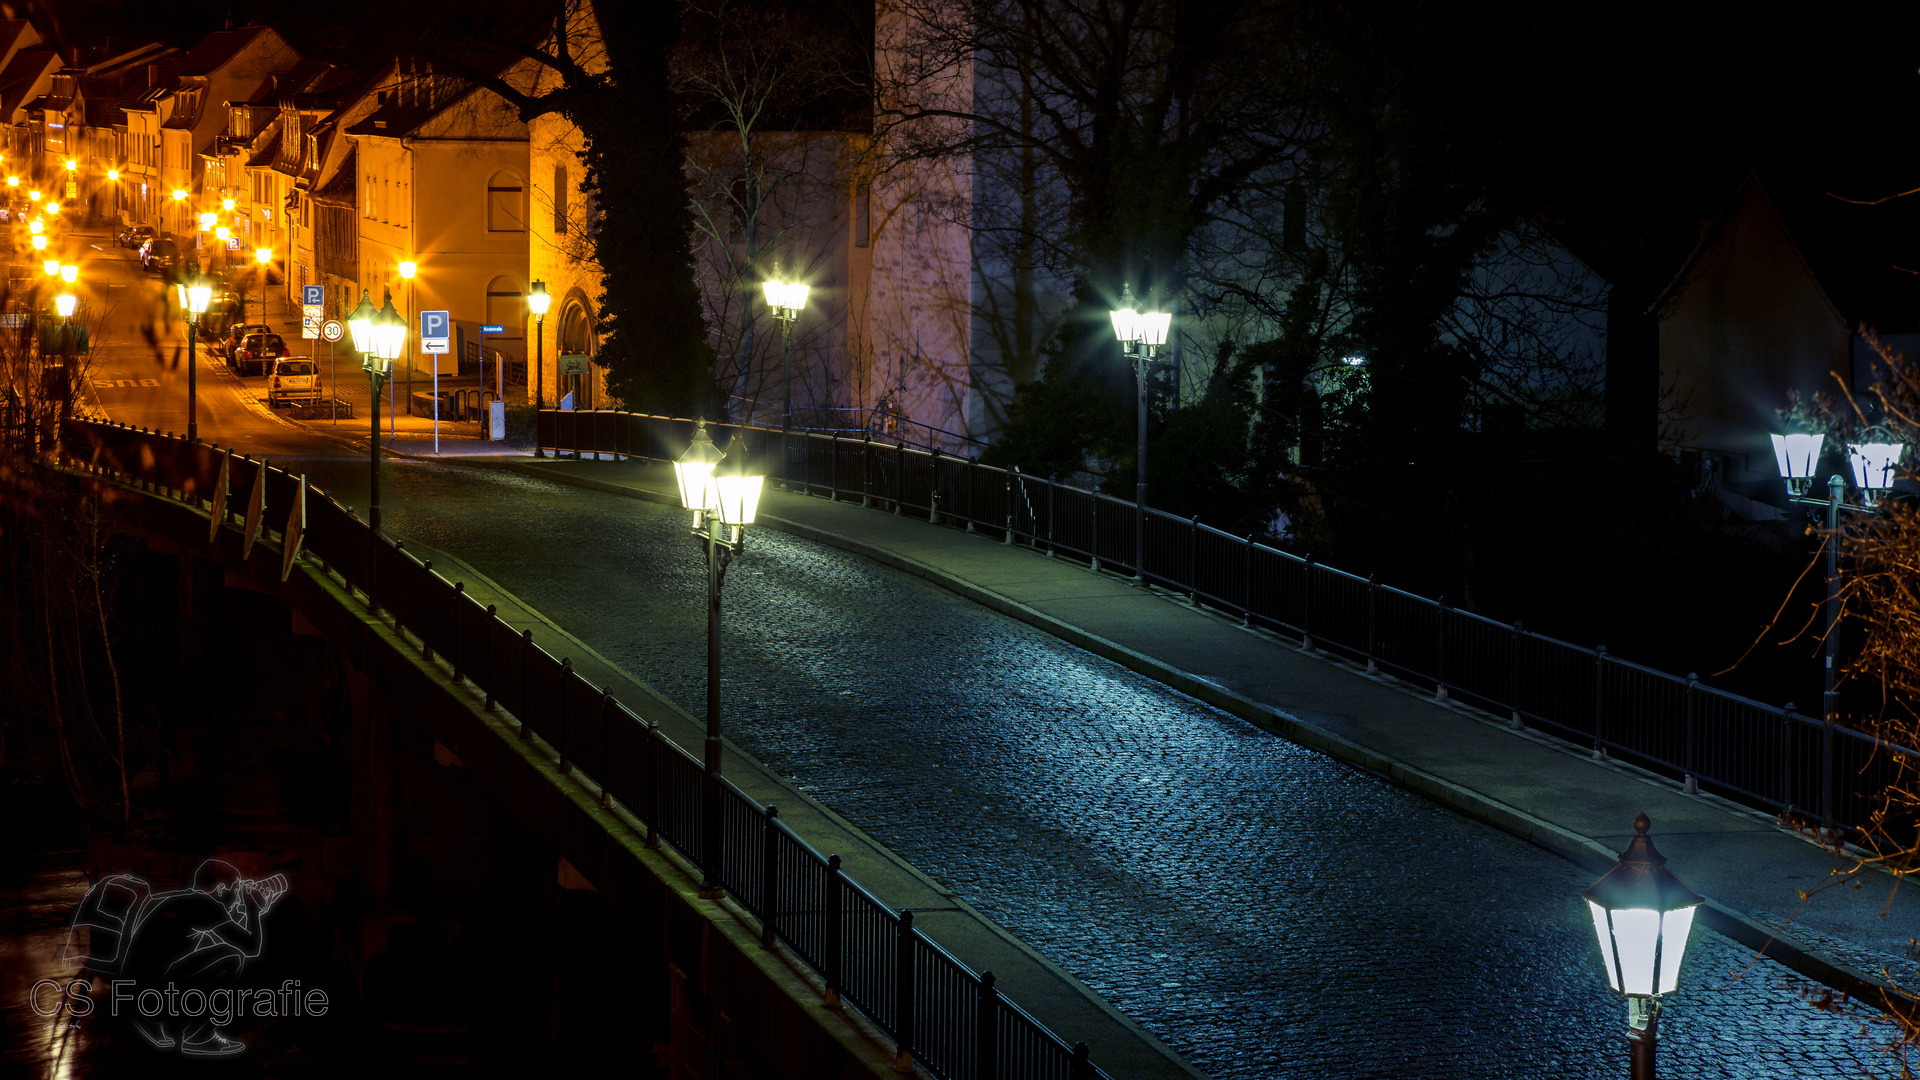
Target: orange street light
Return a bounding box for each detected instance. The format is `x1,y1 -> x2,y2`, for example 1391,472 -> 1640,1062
107,169 -> 119,181
27,219 -> 41,234
30,235 -> 46,251
42,259 -> 58,276
27,189 -> 40,201
60,264 -> 77,284
64,159 -> 76,172
222,197 -> 235,212
172,189 -> 188,202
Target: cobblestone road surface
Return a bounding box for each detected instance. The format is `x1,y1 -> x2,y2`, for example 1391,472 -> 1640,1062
300,458 -> 1895,1079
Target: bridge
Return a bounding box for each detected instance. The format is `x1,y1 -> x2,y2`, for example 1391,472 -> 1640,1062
24,411 -> 1914,1078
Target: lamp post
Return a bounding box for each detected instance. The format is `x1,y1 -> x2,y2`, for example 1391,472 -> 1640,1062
1583,813 -> 1702,1080
399,260 -> 417,411
673,421 -> 766,898
1109,285 -> 1172,579
174,262 -> 212,442
350,290 -> 407,532
528,280 -> 550,456
253,247 -> 272,325
761,274 -> 809,485
1771,426 -> 1908,830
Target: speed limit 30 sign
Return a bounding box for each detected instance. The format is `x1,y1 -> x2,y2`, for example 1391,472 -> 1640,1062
321,319 -> 344,343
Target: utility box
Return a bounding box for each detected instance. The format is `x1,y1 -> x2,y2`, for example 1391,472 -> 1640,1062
489,400 -> 505,441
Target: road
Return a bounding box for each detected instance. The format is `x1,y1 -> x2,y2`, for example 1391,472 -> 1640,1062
67,226 -> 1894,1078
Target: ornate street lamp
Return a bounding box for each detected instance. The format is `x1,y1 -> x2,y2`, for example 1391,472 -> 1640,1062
59,264 -> 77,284
1111,284 -> 1172,580
528,280 -> 551,455
762,273 -> 810,479
1584,813 -> 1702,1080
1772,423 -> 1909,819
350,290 -> 407,531
674,422 -> 766,898
54,292 -> 76,320
174,262 -> 213,442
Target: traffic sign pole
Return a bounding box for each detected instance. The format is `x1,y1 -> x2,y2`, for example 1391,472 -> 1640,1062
320,319 -> 344,426
419,311 -> 452,455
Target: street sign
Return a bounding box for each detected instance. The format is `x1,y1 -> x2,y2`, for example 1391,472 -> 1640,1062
480,325 -> 505,334
420,309 -> 451,355
321,319 -> 344,343
301,304 -> 323,339
302,285 -> 324,306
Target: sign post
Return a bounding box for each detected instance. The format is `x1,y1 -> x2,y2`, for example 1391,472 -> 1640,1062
421,310 -> 451,454
321,319 -> 344,425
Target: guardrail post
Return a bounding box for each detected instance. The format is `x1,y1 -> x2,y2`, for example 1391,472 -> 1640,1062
1302,555 -> 1316,651
1509,622 -> 1525,729
895,443 -> 905,515
483,605 -> 497,711
1683,673 -> 1698,794
977,972 -> 999,1080
965,456 -> 977,532
929,448 -> 941,524
805,431 -> 814,494
862,435 -> 872,508
1071,1042 -> 1093,1080
1004,471 -> 1015,545
1046,481 -> 1056,556
600,688 -> 615,807
450,582 -> 465,680
421,560 -> 434,661
1782,702 -> 1796,817
1242,536 -> 1254,627
644,720 -> 660,847
1822,700 -> 1835,835
1090,502 -> 1100,573
558,657 -> 573,774
830,434 -> 838,500
761,805 -> 780,948
1187,517 -> 1199,602
1435,596 -> 1449,703
895,909 -> 915,1072
1365,575 -> 1378,674
1591,646 -> 1607,759
519,629 -> 535,740
824,855 -> 844,1007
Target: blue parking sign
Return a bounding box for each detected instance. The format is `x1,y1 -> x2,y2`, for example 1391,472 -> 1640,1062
302,285 -> 324,306
420,310 -> 451,354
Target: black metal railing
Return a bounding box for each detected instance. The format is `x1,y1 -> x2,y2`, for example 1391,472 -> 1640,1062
55,418 -> 1108,1080
532,408 -> 1914,838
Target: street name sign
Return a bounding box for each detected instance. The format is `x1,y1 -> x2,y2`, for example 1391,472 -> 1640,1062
480,325 -> 505,334
420,309 -> 451,355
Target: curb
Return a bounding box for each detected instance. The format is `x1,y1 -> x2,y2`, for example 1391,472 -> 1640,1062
453,456 -> 1908,1014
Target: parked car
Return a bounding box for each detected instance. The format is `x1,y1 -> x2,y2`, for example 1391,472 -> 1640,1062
139,237 -> 179,276
221,322 -> 271,363
266,356 -> 321,408
118,224 -> 156,250
199,298 -> 240,346
232,331 -> 288,377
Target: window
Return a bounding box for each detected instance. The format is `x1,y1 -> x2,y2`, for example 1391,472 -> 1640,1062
484,276 -> 524,337
487,171 -> 524,232
553,164 -> 567,234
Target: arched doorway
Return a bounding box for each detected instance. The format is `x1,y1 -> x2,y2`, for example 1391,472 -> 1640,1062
557,296 -> 597,409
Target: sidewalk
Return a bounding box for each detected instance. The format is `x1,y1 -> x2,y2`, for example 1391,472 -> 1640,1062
441,454 -> 1920,1009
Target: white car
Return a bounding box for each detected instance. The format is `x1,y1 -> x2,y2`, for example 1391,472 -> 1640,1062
266,357 -> 322,408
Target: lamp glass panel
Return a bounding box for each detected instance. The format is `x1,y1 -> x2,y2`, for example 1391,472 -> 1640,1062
1586,900 -> 1620,991
674,460 -> 718,511
1610,907 -> 1661,995
55,294 -> 76,317
527,287 -> 551,316
373,321 -> 407,361
174,282 -> 186,308
1139,311 -> 1172,347
1771,432 -> 1823,480
59,265 -> 76,283
709,474 -> 764,526
1850,442 -> 1904,491
348,315 -> 374,354
787,283 -> 809,312
1109,307 -> 1140,344
188,284 -> 212,314
763,280 -> 784,307
1657,906 -> 1695,994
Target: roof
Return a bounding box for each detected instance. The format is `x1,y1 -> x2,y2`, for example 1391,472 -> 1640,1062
313,146 -> 354,204
175,27 -> 273,78
1652,172 -> 1920,334
245,129 -> 282,169
0,49 -> 58,118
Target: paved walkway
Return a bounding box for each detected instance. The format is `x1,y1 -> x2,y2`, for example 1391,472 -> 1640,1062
437,456 -> 1920,989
